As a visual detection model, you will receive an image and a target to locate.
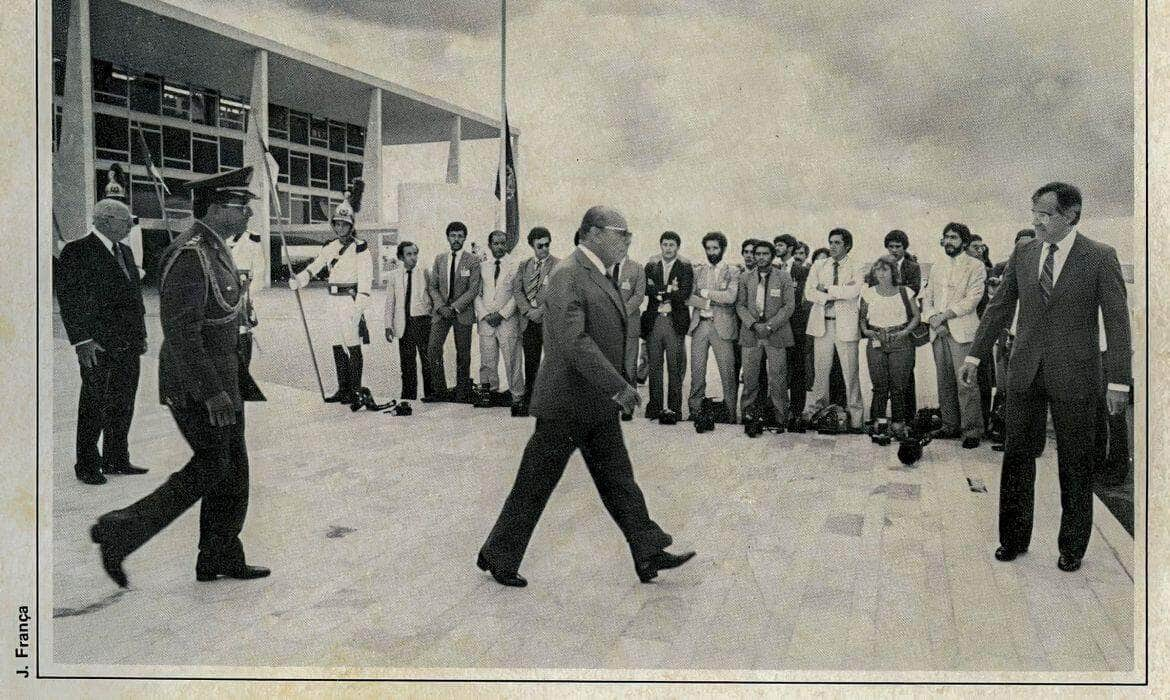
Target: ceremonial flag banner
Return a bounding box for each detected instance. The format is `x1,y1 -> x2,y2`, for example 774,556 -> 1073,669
494,107 -> 519,247
134,129 -> 170,195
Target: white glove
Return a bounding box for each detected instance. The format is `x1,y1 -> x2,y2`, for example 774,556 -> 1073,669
288,273 -> 305,290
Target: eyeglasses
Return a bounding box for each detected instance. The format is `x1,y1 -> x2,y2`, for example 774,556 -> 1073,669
596,225 -> 632,239
221,202 -> 253,213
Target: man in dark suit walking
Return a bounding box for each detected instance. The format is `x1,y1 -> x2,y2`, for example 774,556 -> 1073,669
478,206 -> 695,587
57,197 -> 149,485
962,182 -> 1131,573
641,231 -> 694,422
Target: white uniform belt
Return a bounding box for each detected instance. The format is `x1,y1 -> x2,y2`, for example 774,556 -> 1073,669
329,283 -> 358,296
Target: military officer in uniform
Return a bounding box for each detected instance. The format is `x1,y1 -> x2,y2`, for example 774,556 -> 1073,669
288,182 -> 377,409
90,166 -> 270,587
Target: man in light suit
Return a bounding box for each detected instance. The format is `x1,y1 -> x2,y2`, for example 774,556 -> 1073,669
687,231 -> 741,422
737,240 -> 796,426
383,240 -> 434,401
478,205 -> 695,587
426,221 -> 482,403
475,230 -> 523,406
962,182 -> 1130,573
512,226 -> 559,414
802,228 -> 864,430
614,252 -> 646,420
921,222 -> 986,447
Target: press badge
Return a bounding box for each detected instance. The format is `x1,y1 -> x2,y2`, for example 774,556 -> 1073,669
621,281 -> 631,290
461,269 -> 471,277
769,289 -> 783,297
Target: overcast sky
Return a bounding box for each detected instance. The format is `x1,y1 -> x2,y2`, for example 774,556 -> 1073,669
174,0 -> 1135,264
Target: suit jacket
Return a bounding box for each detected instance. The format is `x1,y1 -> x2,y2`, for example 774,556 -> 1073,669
529,248 -> 630,422
616,257 -> 646,325
642,257 -> 694,338
512,254 -> 560,332
968,234 -> 1131,400
736,267 -> 796,348
427,250 -> 482,325
687,260 -> 740,341
383,265 -> 431,338
899,257 -> 922,295
57,231 -> 147,355
804,255 -> 863,341
919,253 -> 986,343
475,255 -> 520,337
787,261 -> 811,334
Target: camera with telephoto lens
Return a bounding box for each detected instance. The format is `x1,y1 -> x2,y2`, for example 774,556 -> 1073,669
391,401 -> 412,416
895,408 -> 941,465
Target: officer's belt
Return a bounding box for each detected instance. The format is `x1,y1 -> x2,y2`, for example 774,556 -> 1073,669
329,283 -> 358,297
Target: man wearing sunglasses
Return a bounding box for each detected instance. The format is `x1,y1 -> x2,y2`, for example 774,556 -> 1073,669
511,226 -> 559,415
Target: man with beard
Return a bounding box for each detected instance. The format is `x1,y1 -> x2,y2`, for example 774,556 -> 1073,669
737,240 -> 796,428
732,238 -> 760,384
478,205 -> 695,586
425,221 -> 482,403
921,222 -> 986,448
686,231 -> 741,422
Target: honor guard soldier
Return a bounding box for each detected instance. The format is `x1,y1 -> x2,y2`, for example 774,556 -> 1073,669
288,180 -> 386,410
227,229 -> 267,401
90,166 -> 270,587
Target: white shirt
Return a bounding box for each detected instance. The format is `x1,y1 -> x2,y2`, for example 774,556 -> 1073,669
91,227 -> 121,258
1038,230 -> 1077,285
402,266 -> 429,317
755,269 -> 770,315
578,244 -> 607,276
448,249 -> 465,281
862,286 -> 911,327
658,257 -> 677,314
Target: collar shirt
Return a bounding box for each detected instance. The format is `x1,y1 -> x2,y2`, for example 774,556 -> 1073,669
1039,230 -> 1078,285
578,244 -> 607,276
694,260 -> 727,319
755,267 -> 771,315
403,265 -> 429,317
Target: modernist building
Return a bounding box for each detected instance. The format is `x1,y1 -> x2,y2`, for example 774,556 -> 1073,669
52,0 -> 510,286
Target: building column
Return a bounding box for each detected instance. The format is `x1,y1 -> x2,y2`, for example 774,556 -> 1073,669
244,49 -> 272,286
54,0 -> 95,246
445,115 -> 461,184
360,87 -> 383,227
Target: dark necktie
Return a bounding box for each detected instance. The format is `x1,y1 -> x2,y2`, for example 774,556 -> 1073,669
611,264 -> 621,292
494,258 -> 501,283
448,254 -> 457,302
1040,243 -> 1057,302
113,243 -> 131,281
405,268 -> 413,316
832,259 -> 839,285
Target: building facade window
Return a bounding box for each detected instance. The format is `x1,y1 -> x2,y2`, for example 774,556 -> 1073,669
129,73 -> 162,115
289,193 -> 310,225
130,122 -> 162,167
309,117 -> 328,148
192,134 -> 219,174
219,136 -> 243,169
92,60 -> 128,106
162,126 -> 191,170
288,152 -> 309,186
346,161 -> 363,184
346,123 -> 365,156
329,160 -> 347,192
191,88 -> 218,127
268,103 -> 289,140
329,123 -> 346,153
94,113 -> 130,162
310,195 -> 330,223
218,98 -> 248,132
289,110 -> 309,144
270,146 -> 289,183
130,176 -> 162,219
161,82 -> 191,120
309,153 -> 328,188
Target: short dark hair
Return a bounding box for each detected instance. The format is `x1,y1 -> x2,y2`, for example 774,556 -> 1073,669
942,222 -> 973,247
864,254 -> 903,286
774,234 -> 799,250
970,234 -> 983,242
795,242 -> 810,254
828,228 -> 853,251
701,231 -> 727,251
396,240 -> 418,260
1015,228 -> 1036,244
752,240 -> 776,257
884,229 -> 909,249
445,221 -> 468,236
527,226 -> 551,246
811,247 -> 830,262
1033,182 -> 1082,225
488,229 -> 507,245
660,230 -> 681,246
741,238 -> 759,253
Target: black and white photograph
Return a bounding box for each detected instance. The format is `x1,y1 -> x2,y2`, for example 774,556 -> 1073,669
0,0 -> 1161,691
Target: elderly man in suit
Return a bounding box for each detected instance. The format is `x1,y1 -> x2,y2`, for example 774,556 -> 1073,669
478,205 -> 695,587
737,240 -> 796,426
512,226 -> 559,415
961,182 -> 1131,573
921,222 -> 987,448
57,196 -> 149,485
384,240 -> 434,401
802,228 -> 865,431
426,221 -> 482,403
475,230 -> 524,406
614,252 -> 646,420
686,231 -> 741,422
642,231 -> 695,422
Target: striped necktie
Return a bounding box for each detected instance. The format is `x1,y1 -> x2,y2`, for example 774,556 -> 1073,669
524,259 -> 541,302
1039,243 -> 1057,302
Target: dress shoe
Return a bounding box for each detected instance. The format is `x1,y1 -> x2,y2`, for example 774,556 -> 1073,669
196,559 -> 271,582
90,517 -> 130,587
658,410 -> 679,426
994,545 -> 1026,562
420,390 -> 448,403
76,469 -> 107,485
961,437 -> 981,449
104,462 -> 149,475
621,411 -> 633,422
476,553 -> 527,587
635,549 -> 696,583
324,389 -> 350,403
935,428 -> 961,440
645,407 -> 661,421
510,401 -> 529,417
1057,555 -> 1082,572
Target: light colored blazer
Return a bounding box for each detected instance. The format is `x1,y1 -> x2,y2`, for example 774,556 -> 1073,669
804,254 -> 862,341
427,250 -> 482,325
512,254 -> 560,332
383,265 -> 431,338
919,253 -> 986,343
616,256 -> 646,324
688,261 -> 740,341
474,254 -> 520,337
736,267 -> 795,348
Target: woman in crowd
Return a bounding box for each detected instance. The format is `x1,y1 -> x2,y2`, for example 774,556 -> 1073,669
858,255 -> 920,434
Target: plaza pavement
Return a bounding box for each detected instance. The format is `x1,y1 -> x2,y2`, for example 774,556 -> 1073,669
43,287 -> 1138,680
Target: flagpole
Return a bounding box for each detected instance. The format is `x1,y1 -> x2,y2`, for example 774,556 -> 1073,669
498,0 -> 508,232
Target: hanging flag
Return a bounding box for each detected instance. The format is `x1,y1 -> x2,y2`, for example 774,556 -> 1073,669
254,131 -> 284,218
133,129 -> 170,195
494,107 -> 519,250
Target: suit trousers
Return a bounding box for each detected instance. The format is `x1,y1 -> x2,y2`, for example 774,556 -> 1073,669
624,316 -> 640,382
741,344 -> 788,423
522,321 -> 544,401
806,320 -> 864,427
76,349 -> 141,470
687,318 -> 738,418
479,320 -> 524,394
647,315 -> 687,414
931,333 -> 984,439
480,413 -> 670,573
999,361 -> 1098,559
865,342 -> 915,422
427,314 -> 473,393
105,403 -> 249,563
398,315 -> 433,400
786,332 -> 807,418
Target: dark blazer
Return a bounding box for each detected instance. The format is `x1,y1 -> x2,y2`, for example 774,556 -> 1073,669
968,234 -> 1131,399
899,257 -> 922,295
736,267 -> 796,348
788,262 -> 811,333
57,232 -> 147,354
641,258 -> 694,338
529,249 -> 630,423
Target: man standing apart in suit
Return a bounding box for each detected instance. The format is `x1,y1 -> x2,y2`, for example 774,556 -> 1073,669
426,221 -> 482,403
737,240 -> 796,427
512,226 -> 559,415
686,232 -> 741,422
478,206 -> 695,587
57,197 -> 149,484
642,231 -> 694,422
961,182 -> 1130,573
921,222 -> 986,448
384,240 -> 434,401
802,228 -> 865,431
475,230 -> 524,407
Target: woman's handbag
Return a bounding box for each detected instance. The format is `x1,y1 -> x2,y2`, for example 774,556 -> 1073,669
898,286 -> 930,348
